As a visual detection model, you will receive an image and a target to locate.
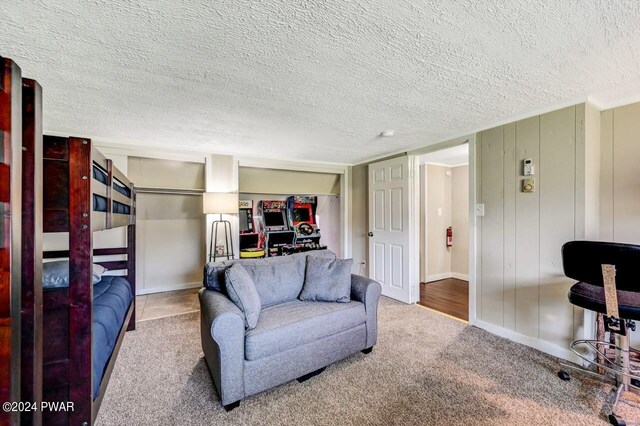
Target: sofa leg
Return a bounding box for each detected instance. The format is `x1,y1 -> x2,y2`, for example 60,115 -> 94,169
223,401 -> 240,412
362,347 -> 373,354
297,367 -> 326,383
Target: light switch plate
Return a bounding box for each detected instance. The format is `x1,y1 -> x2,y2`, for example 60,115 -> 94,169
523,178 -> 535,192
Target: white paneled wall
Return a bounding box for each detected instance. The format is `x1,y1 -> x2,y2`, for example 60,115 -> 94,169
601,101 -> 640,346
476,103 -> 600,359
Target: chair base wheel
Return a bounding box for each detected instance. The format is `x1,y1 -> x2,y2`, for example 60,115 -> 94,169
609,414 -> 626,426
558,371 -> 571,381
632,378 -> 640,387
223,401 -> 240,412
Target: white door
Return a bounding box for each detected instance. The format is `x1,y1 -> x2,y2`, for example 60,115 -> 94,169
368,156 -> 418,303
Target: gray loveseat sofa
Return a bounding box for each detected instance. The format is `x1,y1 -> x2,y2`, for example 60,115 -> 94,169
199,250 -> 381,411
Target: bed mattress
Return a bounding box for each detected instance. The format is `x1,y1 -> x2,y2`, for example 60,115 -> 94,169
93,276 -> 133,398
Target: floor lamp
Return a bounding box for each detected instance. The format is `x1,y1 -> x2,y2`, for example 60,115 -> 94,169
203,192 -> 238,262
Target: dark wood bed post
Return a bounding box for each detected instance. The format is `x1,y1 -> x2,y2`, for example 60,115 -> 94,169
0,56 -> 23,426
67,137 -> 94,425
127,222 -> 136,331
105,159 -> 113,230
20,78 -> 43,426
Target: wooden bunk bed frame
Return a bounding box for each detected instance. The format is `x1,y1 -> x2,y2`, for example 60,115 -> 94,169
41,135 -> 136,425
0,55 -> 25,426
21,77 -> 43,426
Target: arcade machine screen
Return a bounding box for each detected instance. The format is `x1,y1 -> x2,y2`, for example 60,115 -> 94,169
264,211 -> 286,227
293,207 -> 311,223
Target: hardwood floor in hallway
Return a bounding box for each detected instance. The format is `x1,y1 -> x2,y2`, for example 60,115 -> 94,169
419,278 -> 469,321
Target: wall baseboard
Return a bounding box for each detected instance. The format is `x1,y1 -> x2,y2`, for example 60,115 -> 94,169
451,272 -> 469,281
137,281 -> 202,296
425,273 -> 451,282
425,272 -> 469,282
473,319 -> 578,363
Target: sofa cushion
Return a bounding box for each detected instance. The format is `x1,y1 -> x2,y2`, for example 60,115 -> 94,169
300,257 -> 353,303
225,255 -> 307,307
203,250 -> 337,294
224,264 -> 262,330
245,299 -> 366,361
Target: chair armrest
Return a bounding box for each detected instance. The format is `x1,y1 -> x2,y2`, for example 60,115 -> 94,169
351,274 -> 382,349
199,288 -> 245,405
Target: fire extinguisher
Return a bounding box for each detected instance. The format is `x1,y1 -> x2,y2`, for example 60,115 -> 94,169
446,226 -> 453,247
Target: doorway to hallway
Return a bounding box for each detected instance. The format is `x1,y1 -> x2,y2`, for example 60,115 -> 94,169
418,143 -> 469,321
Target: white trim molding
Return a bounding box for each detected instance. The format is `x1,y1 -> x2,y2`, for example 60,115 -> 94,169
137,281 -> 202,296
89,140 -> 209,164
473,320 -> 578,363
237,156 -> 348,174
451,272 -> 469,281
425,272 -> 469,282
426,273 -> 452,282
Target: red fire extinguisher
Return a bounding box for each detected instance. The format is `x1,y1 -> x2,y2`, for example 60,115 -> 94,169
446,226 -> 453,247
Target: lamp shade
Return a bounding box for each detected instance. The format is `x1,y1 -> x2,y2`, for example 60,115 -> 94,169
203,192 -> 238,214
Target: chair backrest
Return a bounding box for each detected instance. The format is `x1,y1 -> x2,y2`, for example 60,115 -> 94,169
562,241 -> 640,292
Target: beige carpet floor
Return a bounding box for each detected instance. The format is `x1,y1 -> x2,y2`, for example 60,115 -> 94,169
96,297 -> 639,425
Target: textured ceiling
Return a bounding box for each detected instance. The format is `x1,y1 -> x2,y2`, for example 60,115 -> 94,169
2,1 -> 640,164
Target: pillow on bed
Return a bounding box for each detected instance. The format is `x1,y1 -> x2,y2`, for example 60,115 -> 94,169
224,263 -> 261,330
42,260 -> 108,289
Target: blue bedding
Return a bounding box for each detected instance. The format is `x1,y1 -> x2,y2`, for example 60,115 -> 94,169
92,276 -> 133,398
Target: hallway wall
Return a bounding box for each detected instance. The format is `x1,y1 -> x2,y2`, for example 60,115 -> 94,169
451,165 -> 469,277
423,164 -> 468,282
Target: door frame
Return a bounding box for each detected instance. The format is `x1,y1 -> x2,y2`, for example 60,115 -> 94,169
409,134 -> 477,325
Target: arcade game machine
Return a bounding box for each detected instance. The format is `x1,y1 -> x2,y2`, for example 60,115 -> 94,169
238,200 -> 265,258
287,195 -> 327,252
256,200 -> 296,257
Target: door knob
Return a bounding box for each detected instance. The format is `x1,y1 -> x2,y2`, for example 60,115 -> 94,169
368,232 -> 373,237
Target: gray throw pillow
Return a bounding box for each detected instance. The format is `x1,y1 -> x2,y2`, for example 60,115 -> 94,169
224,263 -> 262,329
203,263 -> 229,294
43,260 -> 107,289
300,257 -> 353,303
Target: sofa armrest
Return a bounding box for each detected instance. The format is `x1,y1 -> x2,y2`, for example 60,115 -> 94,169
350,274 -> 382,349
199,288 -> 245,405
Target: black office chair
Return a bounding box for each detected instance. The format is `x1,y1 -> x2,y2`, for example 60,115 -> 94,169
559,241 -> 640,426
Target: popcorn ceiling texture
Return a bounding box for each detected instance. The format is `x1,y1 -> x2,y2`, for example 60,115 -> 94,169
2,1 -> 640,163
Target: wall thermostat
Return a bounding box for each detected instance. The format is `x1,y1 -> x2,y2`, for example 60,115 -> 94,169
523,178 -> 535,193
523,158 -> 534,176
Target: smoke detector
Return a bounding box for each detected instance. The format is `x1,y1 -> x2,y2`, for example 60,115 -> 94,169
380,130 -> 395,137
